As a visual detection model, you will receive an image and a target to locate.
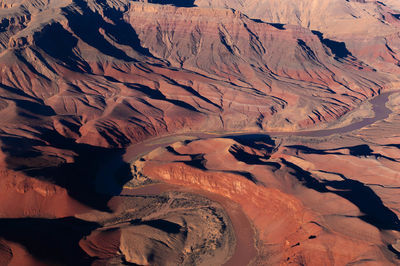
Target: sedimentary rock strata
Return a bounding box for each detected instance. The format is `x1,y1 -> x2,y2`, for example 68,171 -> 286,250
0,0 -> 399,265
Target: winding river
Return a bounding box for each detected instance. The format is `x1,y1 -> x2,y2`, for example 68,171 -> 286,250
287,90 -> 394,137
97,90 -> 398,266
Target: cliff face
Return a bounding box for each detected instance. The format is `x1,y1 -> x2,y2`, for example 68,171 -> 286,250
0,0 -> 400,265
0,0 -> 396,151
196,0 -> 400,74
137,129 -> 400,265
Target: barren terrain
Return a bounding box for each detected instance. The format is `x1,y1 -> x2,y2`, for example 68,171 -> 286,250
0,0 -> 400,265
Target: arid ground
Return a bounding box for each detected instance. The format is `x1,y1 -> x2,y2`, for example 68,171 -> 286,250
1,0 -> 400,265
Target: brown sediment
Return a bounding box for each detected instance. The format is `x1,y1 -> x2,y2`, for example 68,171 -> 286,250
121,183 -> 257,266
0,0 -> 400,264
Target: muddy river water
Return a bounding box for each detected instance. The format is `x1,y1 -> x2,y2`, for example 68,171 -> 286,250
99,90 -> 398,265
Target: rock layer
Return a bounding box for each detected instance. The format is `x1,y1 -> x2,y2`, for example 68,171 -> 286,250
0,0 -> 399,265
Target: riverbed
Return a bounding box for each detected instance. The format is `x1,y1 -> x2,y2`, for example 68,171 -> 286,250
97,90 -> 399,266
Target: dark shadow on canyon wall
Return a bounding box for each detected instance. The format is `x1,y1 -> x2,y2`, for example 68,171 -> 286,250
63,0 -> 153,62
225,134 -> 275,151
146,0 -> 195,7
286,144 -> 396,161
0,217 -> 98,265
35,23 -> 91,73
312,30 -> 352,60
3,130 -> 134,211
282,159 -> 400,231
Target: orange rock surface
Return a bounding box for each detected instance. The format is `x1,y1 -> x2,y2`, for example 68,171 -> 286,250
0,0 -> 399,264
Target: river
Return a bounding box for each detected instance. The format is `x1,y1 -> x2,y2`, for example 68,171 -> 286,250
96,90 -> 398,266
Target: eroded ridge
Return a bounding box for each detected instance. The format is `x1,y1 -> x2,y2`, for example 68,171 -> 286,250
0,0 -> 400,265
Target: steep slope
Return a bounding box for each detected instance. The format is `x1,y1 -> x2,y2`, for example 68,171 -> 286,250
0,0 -> 399,264
134,122 -> 400,265
0,0 -> 395,151
195,0 -> 400,74
0,0 -> 395,195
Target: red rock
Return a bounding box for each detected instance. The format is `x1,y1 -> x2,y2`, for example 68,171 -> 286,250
0,0 -> 399,264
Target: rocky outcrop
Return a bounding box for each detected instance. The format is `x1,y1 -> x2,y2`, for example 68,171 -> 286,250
135,132 -> 400,265
0,0 -> 400,264
195,0 -> 400,74
0,0 -> 395,152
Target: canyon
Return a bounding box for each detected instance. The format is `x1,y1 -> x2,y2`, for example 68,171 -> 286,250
0,0 -> 400,265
